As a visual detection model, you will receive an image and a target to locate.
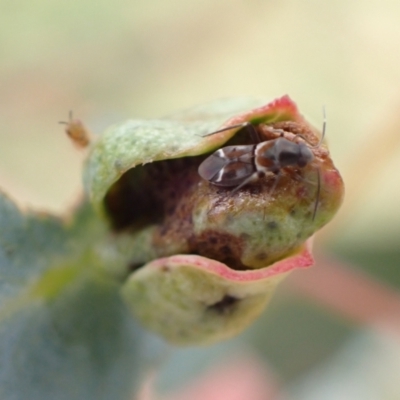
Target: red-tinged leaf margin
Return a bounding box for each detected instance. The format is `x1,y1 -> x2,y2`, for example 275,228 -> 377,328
121,240 -> 314,345
149,239 -> 314,282
199,95 -> 307,151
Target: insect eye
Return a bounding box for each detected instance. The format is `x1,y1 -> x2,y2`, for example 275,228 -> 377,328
298,146 -> 314,167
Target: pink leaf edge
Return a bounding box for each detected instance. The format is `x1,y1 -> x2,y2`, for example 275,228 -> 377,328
146,238 -> 314,283
224,94 -> 305,127
203,95 -> 307,148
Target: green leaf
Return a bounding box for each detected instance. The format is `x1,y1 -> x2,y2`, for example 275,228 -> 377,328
0,191 -> 145,400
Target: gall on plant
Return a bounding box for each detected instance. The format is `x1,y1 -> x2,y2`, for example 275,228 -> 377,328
84,95 -> 344,345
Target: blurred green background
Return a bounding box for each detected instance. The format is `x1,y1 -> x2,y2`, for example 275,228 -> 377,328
1,0 -> 400,398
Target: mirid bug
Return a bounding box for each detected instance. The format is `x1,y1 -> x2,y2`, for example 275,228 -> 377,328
59,111 -> 91,148
198,115 -> 326,220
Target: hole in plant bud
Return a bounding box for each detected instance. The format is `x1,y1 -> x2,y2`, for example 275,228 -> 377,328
127,262 -> 144,272
255,252 -> 268,261
104,167 -> 164,231
267,221 -> 278,230
104,156 -> 203,231
207,295 -> 239,315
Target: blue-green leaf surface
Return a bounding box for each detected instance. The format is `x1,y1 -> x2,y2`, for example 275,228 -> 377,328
0,191 -> 145,400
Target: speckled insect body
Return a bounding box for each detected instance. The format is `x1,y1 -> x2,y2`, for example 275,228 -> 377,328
198,118 -> 325,219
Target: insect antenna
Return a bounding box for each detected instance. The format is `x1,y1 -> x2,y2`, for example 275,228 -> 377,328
293,106 -> 327,148
319,105 -> 327,146
58,110 -> 73,125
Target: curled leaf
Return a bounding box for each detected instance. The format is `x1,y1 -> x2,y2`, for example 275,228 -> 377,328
83,96 -> 344,344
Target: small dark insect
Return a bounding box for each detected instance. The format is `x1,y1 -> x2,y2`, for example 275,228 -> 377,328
198,113 -> 326,220
59,111 -> 91,148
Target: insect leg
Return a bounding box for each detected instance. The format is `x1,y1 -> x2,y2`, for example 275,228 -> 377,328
312,168 -> 321,221
201,123 -> 250,137
268,170 -> 281,197
230,172 -> 259,194
202,122 -> 263,143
